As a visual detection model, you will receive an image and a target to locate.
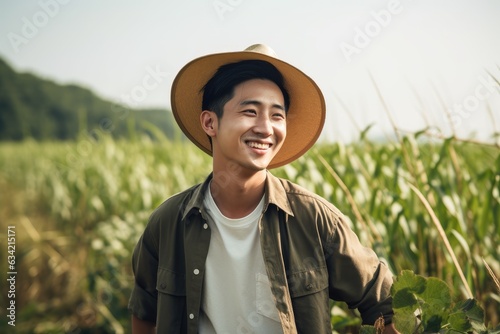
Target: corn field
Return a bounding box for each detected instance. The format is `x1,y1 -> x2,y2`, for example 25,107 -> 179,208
0,130 -> 498,333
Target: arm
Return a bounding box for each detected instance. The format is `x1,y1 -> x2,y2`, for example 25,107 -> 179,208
322,213 -> 395,325
129,225 -> 160,329
132,314 -> 155,334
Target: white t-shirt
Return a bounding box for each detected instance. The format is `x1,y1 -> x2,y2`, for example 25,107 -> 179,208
199,185 -> 283,334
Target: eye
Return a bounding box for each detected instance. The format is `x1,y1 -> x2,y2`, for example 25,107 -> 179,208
273,112 -> 286,120
242,109 -> 257,115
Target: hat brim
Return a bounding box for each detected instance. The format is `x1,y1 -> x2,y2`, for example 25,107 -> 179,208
171,49 -> 326,169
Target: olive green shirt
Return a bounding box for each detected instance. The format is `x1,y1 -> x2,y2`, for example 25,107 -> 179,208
129,171 -> 394,333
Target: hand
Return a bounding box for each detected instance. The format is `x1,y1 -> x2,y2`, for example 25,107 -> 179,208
383,323 -> 400,334
132,315 -> 156,334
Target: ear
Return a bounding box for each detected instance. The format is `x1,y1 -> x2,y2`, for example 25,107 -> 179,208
200,110 -> 217,137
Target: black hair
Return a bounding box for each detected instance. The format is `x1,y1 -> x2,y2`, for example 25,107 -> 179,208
201,59 -> 290,118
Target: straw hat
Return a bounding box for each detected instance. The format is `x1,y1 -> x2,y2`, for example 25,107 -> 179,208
170,44 -> 326,169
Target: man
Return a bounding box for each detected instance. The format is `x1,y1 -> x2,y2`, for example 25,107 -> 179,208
129,44 -> 399,333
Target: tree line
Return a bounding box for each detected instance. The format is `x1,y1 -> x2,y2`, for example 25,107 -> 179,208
0,57 -> 180,141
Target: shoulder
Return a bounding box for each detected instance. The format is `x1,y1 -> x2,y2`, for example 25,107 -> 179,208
147,183 -> 202,230
270,175 -> 351,251
276,176 -> 344,219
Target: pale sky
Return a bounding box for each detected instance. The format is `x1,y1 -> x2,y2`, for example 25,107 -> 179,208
1,0 -> 499,142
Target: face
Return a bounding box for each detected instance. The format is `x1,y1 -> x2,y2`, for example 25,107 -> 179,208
202,79 -> 287,173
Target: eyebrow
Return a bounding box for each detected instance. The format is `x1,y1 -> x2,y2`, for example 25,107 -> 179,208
240,99 -> 285,111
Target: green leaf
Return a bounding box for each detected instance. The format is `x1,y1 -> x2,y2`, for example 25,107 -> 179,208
414,278 -> 451,331
393,288 -> 418,312
448,311 -> 472,331
451,299 -> 488,332
392,270 -> 427,295
359,123 -> 375,141
421,300 -> 447,326
417,277 -> 451,310
414,127 -> 431,138
456,299 -> 484,323
422,313 -> 443,332
393,311 -> 419,333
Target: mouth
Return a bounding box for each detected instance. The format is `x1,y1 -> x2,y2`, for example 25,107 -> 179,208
246,141 -> 272,150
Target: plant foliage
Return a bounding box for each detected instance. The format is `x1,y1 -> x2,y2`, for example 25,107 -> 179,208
362,271 -> 500,333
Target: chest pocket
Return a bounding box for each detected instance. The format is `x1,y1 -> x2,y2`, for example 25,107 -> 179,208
156,267 -> 186,296
155,267 -> 187,332
286,266 -> 331,333
287,266 -> 329,298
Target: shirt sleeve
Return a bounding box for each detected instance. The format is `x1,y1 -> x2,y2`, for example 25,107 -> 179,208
324,214 -> 394,325
128,223 -> 159,324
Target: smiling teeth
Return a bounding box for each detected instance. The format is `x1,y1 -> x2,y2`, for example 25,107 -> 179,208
248,142 -> 270,149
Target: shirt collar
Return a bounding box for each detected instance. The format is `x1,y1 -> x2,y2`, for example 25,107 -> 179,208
182,170 -> 294,221
264,170 -> 294,217
182,173 -> 213,221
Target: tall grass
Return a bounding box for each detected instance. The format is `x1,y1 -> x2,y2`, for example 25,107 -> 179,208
0,131 -> 498,333
275,132 -> 499,329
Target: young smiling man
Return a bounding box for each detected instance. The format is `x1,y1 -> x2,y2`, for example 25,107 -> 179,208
129,44 -> 400,333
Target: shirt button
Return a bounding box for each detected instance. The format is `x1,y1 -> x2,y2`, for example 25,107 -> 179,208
306,283 -> 313,290
203,223 -> 208,229
189,313 -> 194,319
160,282 -> 166,289
193,269 -> 200,275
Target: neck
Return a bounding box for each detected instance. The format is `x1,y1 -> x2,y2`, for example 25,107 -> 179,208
210,168 -> 267,219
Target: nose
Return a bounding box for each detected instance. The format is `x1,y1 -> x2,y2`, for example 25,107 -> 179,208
253,114 -> 273,136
